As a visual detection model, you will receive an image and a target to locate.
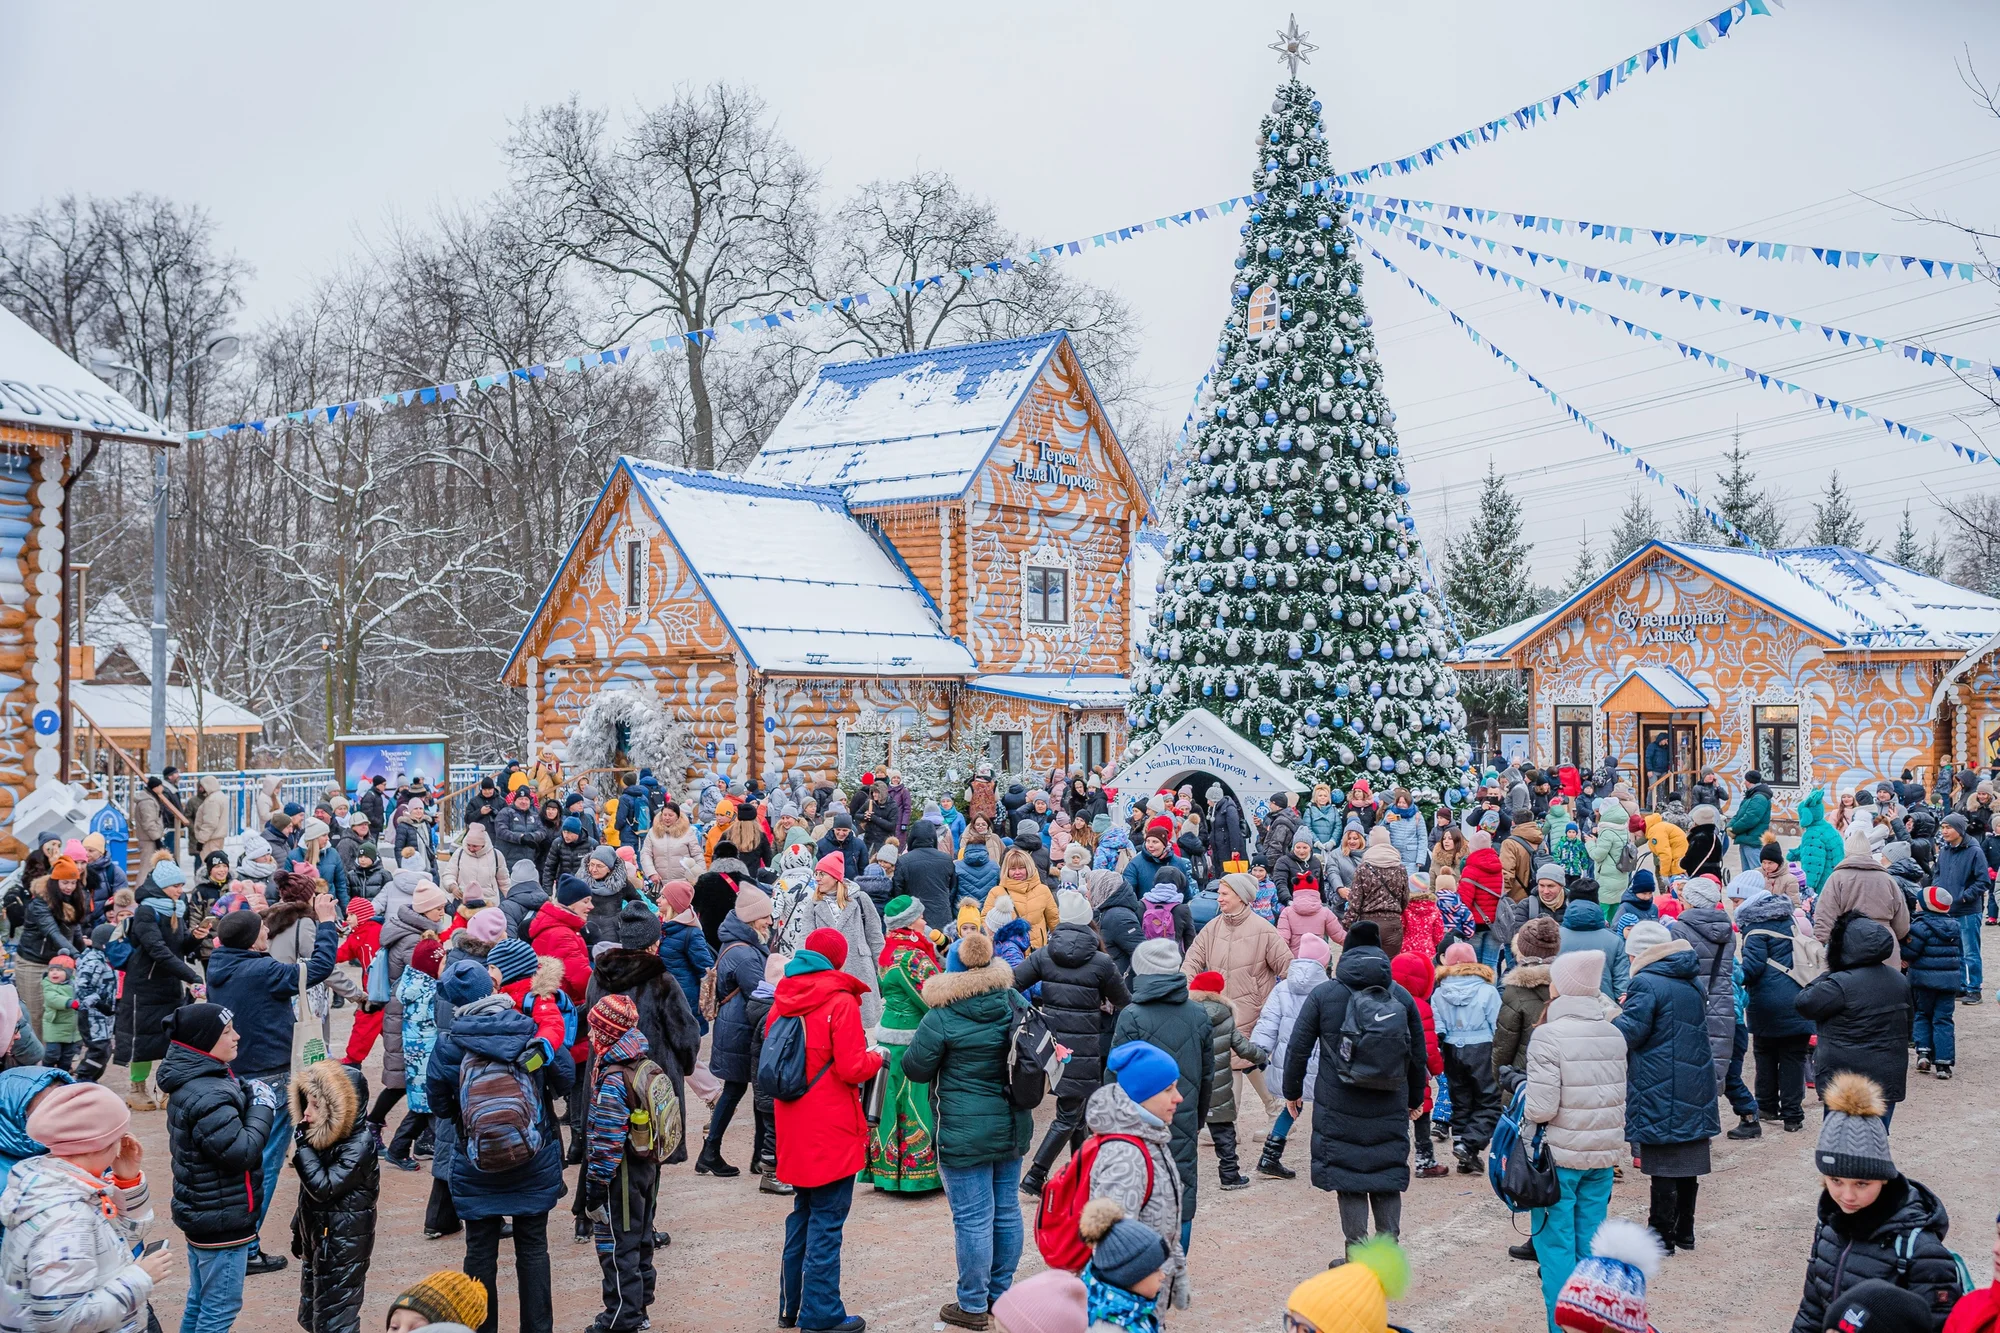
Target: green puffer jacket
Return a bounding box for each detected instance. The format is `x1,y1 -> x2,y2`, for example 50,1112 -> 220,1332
901,936 -> 1032,1169
1195,992 -> 1268,1123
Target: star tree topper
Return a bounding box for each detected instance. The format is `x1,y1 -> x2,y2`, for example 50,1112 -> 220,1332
1269,15 -> 1317,79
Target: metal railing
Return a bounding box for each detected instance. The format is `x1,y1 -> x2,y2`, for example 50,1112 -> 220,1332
104,764 -> 493,841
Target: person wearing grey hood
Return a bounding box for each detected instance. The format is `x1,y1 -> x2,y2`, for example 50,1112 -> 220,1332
498,859 -> 548,940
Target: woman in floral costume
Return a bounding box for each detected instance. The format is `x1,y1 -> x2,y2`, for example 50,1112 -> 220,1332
862,894 -> 940,1194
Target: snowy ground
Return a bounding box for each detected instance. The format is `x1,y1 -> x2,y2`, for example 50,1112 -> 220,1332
126,932 -> 2000,1333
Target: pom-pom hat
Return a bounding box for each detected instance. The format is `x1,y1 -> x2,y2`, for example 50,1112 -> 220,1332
1816,1073 -> 1894,1180
1551,1218 -> 1662,1333
1285,1234 -> 1410,1333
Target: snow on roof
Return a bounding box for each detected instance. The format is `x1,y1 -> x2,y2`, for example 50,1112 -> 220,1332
1455,542 -> 2000,662
72,682 -> 261,732
967,674 -> 1132,709
83,591 -> 181,683
625,459 -> 973,676
1612,665 -> 1711,711
0,307 -> 176,445
742,332 -> 1064,506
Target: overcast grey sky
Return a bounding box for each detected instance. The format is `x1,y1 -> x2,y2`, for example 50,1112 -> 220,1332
8,1 -> 2000,580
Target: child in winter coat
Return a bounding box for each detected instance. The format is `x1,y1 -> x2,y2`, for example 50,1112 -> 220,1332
1431,941 -> 1501,1174
1428,871 -> 1477,947
985,895 -> 1034,970
1555,824 -> 1591,880
1401,879 -> 1444,964
0,1082 -> 164,1333
290,1059 -> 379,1333
1251,949 -> 1331,1180
1903,885 -> 1964,1079
1791,1073 -> 1963,1333
1388,951 -> 1448,1180
72,929 -> 118,1083
1246,861 -> 1281,926
1078,1200 -> 1169,1333
1188,971 -> 1268,1190
336,899 -> 386,1068
39,955 -> 81,1074
582,994 -> 664,1333
1278,882 -> 1345,954
1146,868 -> 1197,955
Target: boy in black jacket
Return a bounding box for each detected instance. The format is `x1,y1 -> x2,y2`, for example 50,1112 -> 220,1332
160,1002 -> 277,1333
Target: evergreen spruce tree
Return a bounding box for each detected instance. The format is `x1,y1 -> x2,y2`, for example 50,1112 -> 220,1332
1713,430 -> 1787,548
1563,534 -> 1599,596
1672,499 -> 1713,544
1892,503 -> 1949,576
1439,463 -> 1536,737
1608,487 -> 1660,562
1810,470 -> 1873,551
1129,67 -> 1468,797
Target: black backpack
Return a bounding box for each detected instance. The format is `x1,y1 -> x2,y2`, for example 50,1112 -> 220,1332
1332,983 -> 1411,1092
1006,997 -> 1063,1110
758,1013 -> 833,1102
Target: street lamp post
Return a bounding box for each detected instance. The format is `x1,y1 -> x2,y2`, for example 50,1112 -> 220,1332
88,339 -> 237,777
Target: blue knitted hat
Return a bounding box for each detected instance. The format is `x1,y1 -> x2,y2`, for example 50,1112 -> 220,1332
487,937 -> 539,987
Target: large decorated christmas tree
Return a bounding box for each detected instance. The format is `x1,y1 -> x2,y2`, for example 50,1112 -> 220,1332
1129,43 -> 1470,801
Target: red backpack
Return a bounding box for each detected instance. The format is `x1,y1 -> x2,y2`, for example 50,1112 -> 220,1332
1034,1133 -> 1153,1272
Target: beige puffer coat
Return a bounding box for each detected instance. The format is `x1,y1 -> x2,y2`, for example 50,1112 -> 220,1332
1183,904 -> 1294,1057
643,823 -> 706,883
1813,854 -> 1910,967
1523,992 -> 1628,1169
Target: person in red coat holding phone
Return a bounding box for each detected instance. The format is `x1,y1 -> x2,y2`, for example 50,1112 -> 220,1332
768,927 -> 884,1333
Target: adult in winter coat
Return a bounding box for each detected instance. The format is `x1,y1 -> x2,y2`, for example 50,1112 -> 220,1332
1558,894 -> 1629,1002
443,823 -> 506,905
1666,877 -> 1738,1097
1281,922 -> 1427,1252
815,815 -> 868,885
767,929 -> 884,1332
642,803 -> 706,884
492,790 -> 549,874
1523,948 -> 1628,1318
537,819 -> 595,892
1793,788 -> 1845,893
1456,831 -> 1506,945
129,779 -> 167,864
1013,917 -> 1130,1193
1083,869 -> 1144,982
1269,836 -> 1325,902
120,870 -> 205,1107
497,861 -> 548,940
1108,939 -> 1214,1232
1814,830 -> 1912,967
289,1060 -> 379,1333
1499,824 -> 1546,904
1183,873 -> 1293,1122
1935,813 -> 1990,1000
1728,774 -> 1774,870
1118,824 -> 1188,899
890,819 -> 959,929
691,854 -> 751,953
1082,1059 -> 1190,1313
1797,914 -> 1912,1112
1614,923 -> 1722,1252
1206,785 -> 1248,871
1263,795 -> 1305,863
983,849 -> 1060,950
1493,915 -> 1561,1077
1585,801 -> 1632,900
793,860 -> 887,1031
956,838 -> 1000,906
1682,804 -> 1726,882
191,773 -> 229,856
159,1004 -> 276,1326
1350,829 -> 1411,956
1789,1074 -> 1963,1333
863,900 -> 940,1196
902,930 -> 1034,1327
695,897 -> 772,1177
1736,889 -> 1816,1128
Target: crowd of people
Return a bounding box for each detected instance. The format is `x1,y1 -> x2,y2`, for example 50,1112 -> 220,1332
0,753 -> 1993,1332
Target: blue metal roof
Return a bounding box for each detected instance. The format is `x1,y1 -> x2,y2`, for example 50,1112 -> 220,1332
807,331 -> 1066,404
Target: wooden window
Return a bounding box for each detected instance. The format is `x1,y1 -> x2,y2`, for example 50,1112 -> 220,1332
623,538 -> 644,610
987,731 -> 1024,774
1554,705 -> 1594,772
1081,732 -> 1108,774
1025,566 -> 1068,624
1247,283 -> 1280,337
1753,705 -> 1801,787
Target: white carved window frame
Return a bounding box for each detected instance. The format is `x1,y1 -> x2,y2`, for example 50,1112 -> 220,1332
1020,541 -> 1074,639
611,522 -> 648,623
1741,683 -> 1807,789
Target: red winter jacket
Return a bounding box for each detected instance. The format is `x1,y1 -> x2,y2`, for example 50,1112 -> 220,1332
1389,951 -> 1445,1114
1459,846 -> 1505,926
526,900 -> 592,1061
336,919 -> 380,970
764,964 -> 883,1190
499,956 -> 572,1055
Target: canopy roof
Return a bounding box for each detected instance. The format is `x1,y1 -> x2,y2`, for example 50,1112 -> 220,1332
0,307 -> 176,446
967,674 -> 1131,709
1112,707 -> 1306,823
1602,665 -> 1711,714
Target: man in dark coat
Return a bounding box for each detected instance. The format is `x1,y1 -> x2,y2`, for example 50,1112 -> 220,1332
1797,915 -> 1913,1117
1206,785 -> 1248,871
614,778 -> 650,847
1934,813 -> 1989,1002
1108,937 -> 1213,1233
815,815 -> 866,883
356,777 -> 389,837
1013,915 -> 1130,1194
1084,869 -> 1145,981
493,788 -> 550,873
1282,921 -> 1426,1255
426,958 -> 575,1333
120,872 -> 205,1091
462,778 -> 502,837
889,820 -> 958,926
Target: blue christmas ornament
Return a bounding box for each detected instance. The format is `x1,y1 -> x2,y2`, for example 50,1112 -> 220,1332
1259,719 -> 1274,736
1280,307 -> 1292,321
1363,475 -> 1378,491
1224,680 -> 1239,698
1230,375 -> 1242,387
1317,213 -> 1333,230
1260,502 -> 1272,517
1239,223 -> 1252,237
1333,242 -> 1345,256
1355,374 -> 1369,389
1369,682 -> 1382,698
1236,284 -> 1250,298
1277,436 -> 1291,452
1266,245 -> 1283,260
1187,515 -> 1200,530
1316,758 -> 1330,771
1377,643 -> 1393,659
1288,643 -> 1301,660
1305,538 -> 1320,557
1393,480 -> 1409,495
1264,159 -> 1279,171
1381,757 -> 1396,774
1202,681 -> 1213,696
1363,574 -> 1378,592
1198,575 -> 1214,592
1311,502 -> 1324,516
1268,130 -> 1280,144
1365,411 -> 1377,425
1310,99 -> 1322,112
1340,369 -> 1356,385
1284,205 -> 1298,218
1250,212 -> 1263,222
1335,682 -> 1350,697
1243,573 -> 1258,589
1150,681 -> 1163,694
1234,258 -> 1246,270
1386,615 -> 1400,631
1223,476 -> 1236,493
1362,314 -> 1374,327
1245,542 -> 1259,559
1263,410 -> 1278,425
1305,710 -> 1321,728
1327,542 -> 1342,558
1255,374 -> 1269,389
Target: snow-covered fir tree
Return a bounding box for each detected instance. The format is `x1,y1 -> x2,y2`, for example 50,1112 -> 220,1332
1609,487 -> 1660,561
1441,462 -> 1536,737
1892,502 -> 1947,576
1811,470 -> 1873,551
1129,72 -> 1468,799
